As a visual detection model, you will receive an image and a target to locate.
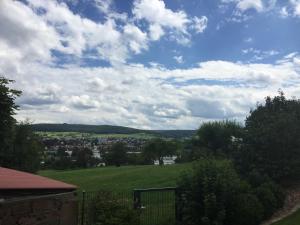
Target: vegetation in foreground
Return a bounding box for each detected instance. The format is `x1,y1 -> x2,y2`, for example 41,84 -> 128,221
0,77 -> 43,173
39,163 -> 192,191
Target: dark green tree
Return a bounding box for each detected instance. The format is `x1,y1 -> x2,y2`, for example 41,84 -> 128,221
0,77 -> 21,167
11,122 -> 43,172
192,120 -> 244,159
0,77 -> 44,173
104,142 -> 128,167
177,159 -> 264,225
142,138 -> 177,165
74,147 -> 94,168
242,91 -> 300,181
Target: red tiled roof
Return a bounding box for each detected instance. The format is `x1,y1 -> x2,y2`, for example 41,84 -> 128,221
0,167 -> 77,190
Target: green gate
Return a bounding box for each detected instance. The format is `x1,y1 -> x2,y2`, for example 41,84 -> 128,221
133,187 -> 181,225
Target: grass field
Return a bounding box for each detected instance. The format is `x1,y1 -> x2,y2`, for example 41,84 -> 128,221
39,163 -> 192,192
272,209 -> 300,225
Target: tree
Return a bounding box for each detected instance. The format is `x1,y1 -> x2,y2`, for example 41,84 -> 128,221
242,92 -> 300,181
104,142 -> 128,167
142,138 -> 177,165
11,122 -> 43,173
177,159 -> 283,225
0,77 -> 43,173
0,77 -> 21,167
73,147 -> 94,168
192,120 -> 244,159
177,159 -> 262,225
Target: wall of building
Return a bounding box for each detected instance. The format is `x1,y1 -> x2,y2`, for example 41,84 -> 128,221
0,192 -> 78,225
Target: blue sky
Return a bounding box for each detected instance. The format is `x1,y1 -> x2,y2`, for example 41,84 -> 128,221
1,0 -> 300,129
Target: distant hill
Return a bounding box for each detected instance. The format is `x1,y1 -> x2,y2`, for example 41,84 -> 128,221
31,123 -> 196,138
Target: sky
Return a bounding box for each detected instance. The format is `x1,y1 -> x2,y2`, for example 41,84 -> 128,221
1,0 -> 300,129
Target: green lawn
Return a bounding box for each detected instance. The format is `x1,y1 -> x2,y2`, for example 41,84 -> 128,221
272,209 -> 300,225
39,163 -> 192,192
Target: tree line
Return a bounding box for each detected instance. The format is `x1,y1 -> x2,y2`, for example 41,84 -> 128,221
176,91 -> 300,225
0,77 -> 43,173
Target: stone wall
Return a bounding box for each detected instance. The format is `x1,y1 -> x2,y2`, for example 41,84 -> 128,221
0,192 -> 78,225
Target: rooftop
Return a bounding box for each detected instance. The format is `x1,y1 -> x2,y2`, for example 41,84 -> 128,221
0,167 -> 76,190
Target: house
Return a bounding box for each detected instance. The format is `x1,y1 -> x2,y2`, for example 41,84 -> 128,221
154,156 -> 177,165
0,167 -> 78,225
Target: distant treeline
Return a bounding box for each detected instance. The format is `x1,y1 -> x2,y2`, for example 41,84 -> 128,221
30,123 -> 196,138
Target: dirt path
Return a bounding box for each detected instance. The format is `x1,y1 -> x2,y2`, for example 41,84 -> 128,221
261,184 -> 300,225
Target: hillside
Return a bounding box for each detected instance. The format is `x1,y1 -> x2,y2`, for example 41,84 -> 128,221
31,123 -> 196,138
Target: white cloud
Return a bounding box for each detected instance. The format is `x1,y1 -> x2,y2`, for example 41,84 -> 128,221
237,0 -> 264,12
222,0 -> 277,13
6,53 -> 299,129
2,0 -> 299,129
149,24 -> 165,41
0,0 -> 60,65
290,0 -> 300,16
280,7 -> 289,17
132,0 -> 207,44
0,0 -> 208,67
191,16 -> 208,33
69,95 -> 100,109
94,0 -> 128,21
174,56 -> 184,64
123,24 -> 148,54
242,48 -> 279,61
133,0 -> 189,30
244,37 -> 253,43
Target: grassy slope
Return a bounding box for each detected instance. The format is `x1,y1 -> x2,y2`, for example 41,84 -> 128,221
272,209 -> 300,225
39,163 -> 192,192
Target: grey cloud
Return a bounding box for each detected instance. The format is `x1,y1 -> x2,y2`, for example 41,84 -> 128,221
139,103 -> 187,119
68,95 -> 100,109
187,98 -> 241,119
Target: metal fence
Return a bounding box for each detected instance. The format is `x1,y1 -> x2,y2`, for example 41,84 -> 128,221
78,187 -> 183,225
78,190 -> 133,225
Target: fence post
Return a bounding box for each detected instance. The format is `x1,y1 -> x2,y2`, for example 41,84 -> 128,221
133,189 -> 141,210
175,188 -> 182,224
81,190 -> 86,225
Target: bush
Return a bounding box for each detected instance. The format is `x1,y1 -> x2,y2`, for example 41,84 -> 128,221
246,170 -> 285,218
92,191 -> 139,225
177,159 -> 279,225
227,193 -> 263,225
255,182 -> 285,218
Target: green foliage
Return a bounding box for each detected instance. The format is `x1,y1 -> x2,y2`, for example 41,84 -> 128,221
104,142 -> 128,166
242,92 -> 300,181
11,122 -> 43,173
142,138 -> 178,165
92,190 -> 139,225
0,77 -> 21,167
177,159 -> 283,225
0,77 -> 43,173
191,120 -> 244,159
227,193 -> 263,225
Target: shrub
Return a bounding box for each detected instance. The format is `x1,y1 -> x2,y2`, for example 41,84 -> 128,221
177,159 -> 276,225
92,191 -> 139,225
227,193 -> 263,225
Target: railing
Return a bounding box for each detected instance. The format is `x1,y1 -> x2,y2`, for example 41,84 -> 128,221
79,188 -> 184,225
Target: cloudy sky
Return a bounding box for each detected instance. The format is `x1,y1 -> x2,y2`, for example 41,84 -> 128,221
1,0 -> 300,129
